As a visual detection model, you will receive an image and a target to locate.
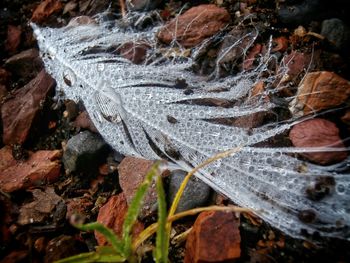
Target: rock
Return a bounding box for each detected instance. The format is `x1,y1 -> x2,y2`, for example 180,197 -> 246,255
289,71 -> 350,117
73,111 -> 98,133
95,193 -> 144,246
243,44 -> 263,71
289,118 -> 347,165
117,42 -> 150,64
5,48 -> 43,82
62,130 -> 109,174
157,4 -> 230,48
0,68 -> 11,85
31,0 -> 63,23
0,250 -> 28,263
0,194 -> 15,244
63,100 -> 79,121
4,25 -> 21,54
282,51 -> 312,80
341,110 -> 350,125
0,147 -> 61,192
126,0 -> 162,11
118,156 -> 157,219
272,36 -> 288,52
1,70 -> 55,145
17,187 -> 64,225
44,235 -> 88,263
0,85 -> 7,102
185,211 -> 241,263
168,170 -> 212,213
321,18 -> 350,51
66,196 -> 93,225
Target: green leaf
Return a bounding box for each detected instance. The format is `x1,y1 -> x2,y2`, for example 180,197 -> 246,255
122,162 -> 160,257
76,222 -> 124,255
154,174 -> 168,263
55,247 -> 126,263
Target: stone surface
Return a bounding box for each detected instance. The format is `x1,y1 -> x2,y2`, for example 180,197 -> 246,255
282,51 -> 312,80
289,71 -> 350,117
0,68 -> 11,85
95,193 -> 144,246
73,111 -> 98,133
168,170 -> 212,213
62,130 -> 109,174
118,42 -> 150,64
1,69 -> 55,145
17,187 -> 64,225
66,196 -> 93,225
289,118 -> 347,165
0,147 -> 61,192
157,4 -> 230,48
0,250 -> 28,263
4,25 -> 21,54
118,156 -> 157,219
31,0 -> 63,23
321,18 -> 350,50
126,0 -> 162,11
185,211 -> 241,263
44,235 -> 88,263
5,48 -> 43,81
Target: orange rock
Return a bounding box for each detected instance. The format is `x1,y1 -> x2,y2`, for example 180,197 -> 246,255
272,36 -> 288,52
289,71 -> 350,116
289,118 -> 347,165
185,211 -> 241,263
118,157 -> 157,219
117,42 -> 150,64
0,146 -> 61,192
157,4 -> 230,48
95,193 -> 144,246
31,0 -> 63,23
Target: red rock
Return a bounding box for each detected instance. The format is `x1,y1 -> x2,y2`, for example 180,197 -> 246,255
95,193 -> 144,246
243,43 -> 263,71
118,42 -> 150,64
282,51 -> 312,79
0,85 -> 7,102
31,0 -> 63,23
73,111 -> 98,133
118,157 -> 157,219
17,187 -> 63,225
272,36 -> 288,52
289,118 -> 347,165
4,25 -> 22,54
185,211 -> 241,263
0,68 -> 11,85
157,4 -> 230,48
0,250 -> 28,263
289,71 -> 350,117
0,146 -> 61,192
1,70 -> 55,145
341,110 -> 350,125
5,48 -> 43,81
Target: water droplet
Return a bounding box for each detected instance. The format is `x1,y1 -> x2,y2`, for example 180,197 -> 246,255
62,67 -> 76,87
97,63 -> 105,72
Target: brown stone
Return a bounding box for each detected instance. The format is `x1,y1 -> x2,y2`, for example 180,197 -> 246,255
185,211 -> 241,263
95,193 -> 144,246
243,43 -> 263,71
282,51 -> 312,80
157,4 -> 230,48
17,187 -> 64,225
0,146 -> 61,192
289,118 -> 347,165
4,25 -> 22,54
272,36 -> 288,52
118,42 -> 150,64
289,71 -> 350,117
1,70 -> 55,145
0,68 -> 11,85
118,156 -> 157,219
5,48 -> 43,81
66,196 -> 93,225
31,0 -> 63,23
0,250 -> 28,263
73,111 -> 98,133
